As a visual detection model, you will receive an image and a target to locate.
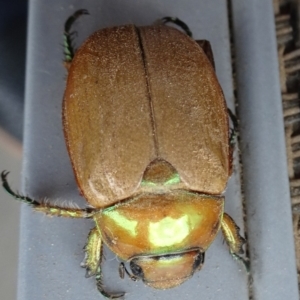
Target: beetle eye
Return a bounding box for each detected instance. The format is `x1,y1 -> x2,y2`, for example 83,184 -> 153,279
130,261 -> 144,278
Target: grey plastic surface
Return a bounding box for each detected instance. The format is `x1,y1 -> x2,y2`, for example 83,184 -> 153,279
17,0 -> 298,299
231,0 -> 299,299
0,0 -> 27,141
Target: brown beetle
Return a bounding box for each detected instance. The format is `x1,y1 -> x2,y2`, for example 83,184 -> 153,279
2,10 -> 247,299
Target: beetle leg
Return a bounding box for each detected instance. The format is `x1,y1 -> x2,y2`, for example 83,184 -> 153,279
159,17 -> 193,37
1,170 -> 94,218
227,108 -> 238,175
82,227 -> 125,298
119,262 -> 138,281
221,213 -> 250,272
195,40 -> 215,69
63,9 -> 89,69
228,108 -> 238,147
96,277 -> 125,299
81,227 -> 102,277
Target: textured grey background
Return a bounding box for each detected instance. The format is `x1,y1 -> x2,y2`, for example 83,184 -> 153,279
0,134 -> 21,300
19,0 -> 248,300
7,0 -> 298,300
232,1 -> 299,299
0,0 -> 27,141
0,0 -> 26,299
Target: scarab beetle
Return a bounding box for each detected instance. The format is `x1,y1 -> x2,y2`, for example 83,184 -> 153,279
2,10 -> 248,299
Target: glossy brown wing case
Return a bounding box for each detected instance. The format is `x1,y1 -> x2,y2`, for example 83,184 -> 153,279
63,25 -> 229,208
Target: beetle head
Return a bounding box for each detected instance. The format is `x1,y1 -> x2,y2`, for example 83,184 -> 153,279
129,248 -> 204,289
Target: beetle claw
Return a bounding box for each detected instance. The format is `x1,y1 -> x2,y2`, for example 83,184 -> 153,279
1,170 -> 9,180
231,253 -> 250,274
85,268 -> 96,278
160,16 -> 193,37
80,252 -> 88,268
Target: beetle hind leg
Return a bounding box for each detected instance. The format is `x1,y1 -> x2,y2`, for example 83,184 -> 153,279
82,227 -> 125,299
82,227 -> 102,277
63,9 -> 89,69
159,17 -> 193,37
228,108 -> 238,147
1,170 -> 94,218
221,213 -> 250,272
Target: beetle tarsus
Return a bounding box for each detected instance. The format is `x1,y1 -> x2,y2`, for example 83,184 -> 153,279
64,9 -> 89,65
228,108 -> 238,147
161,17 -> 193,37
1,170 -> 39,206
96,274 -> 125,299
231,252 -> 251,274
1,170 -> 94,218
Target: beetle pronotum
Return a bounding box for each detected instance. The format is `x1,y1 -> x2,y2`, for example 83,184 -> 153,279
2,9 -> 248,299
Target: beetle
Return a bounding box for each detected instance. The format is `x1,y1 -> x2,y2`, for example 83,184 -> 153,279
2,9 -> 248,299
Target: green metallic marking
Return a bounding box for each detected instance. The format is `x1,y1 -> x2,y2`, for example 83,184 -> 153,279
149,216 -> 189,247
66,211 -> 80,217
63,35 -> 73,62
84,227 -> 102,277
149,212 -> 204,247
141,180 -> 156,187
105,211 -> 138,237
63,9 -> 89,63
141,173 -> 180,186
158,256 -> 182,265
47,207 -> 85,218
188,210 -> 204,229
164,173 -> 181,185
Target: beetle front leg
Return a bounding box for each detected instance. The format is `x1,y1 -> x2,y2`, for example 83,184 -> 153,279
221,213 -> 250,272
1,171 -> 94,218
82,227 -> 125,299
